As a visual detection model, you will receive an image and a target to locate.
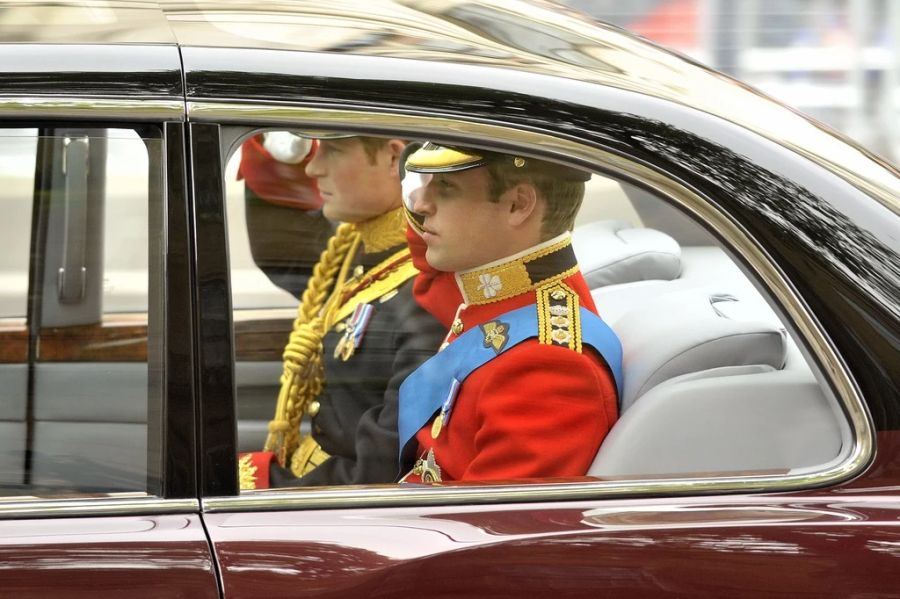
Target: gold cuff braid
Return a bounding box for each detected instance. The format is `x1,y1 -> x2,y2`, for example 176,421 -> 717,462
238,454 -> 259,490
290,434 -> 332,477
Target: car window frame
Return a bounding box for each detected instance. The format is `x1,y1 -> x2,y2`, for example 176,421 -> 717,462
190,102 -> 873,513
0,103 -> 199,519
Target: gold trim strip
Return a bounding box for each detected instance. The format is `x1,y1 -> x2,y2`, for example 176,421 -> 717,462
187,103 -> 872,504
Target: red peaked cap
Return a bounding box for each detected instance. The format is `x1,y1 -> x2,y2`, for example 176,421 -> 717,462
237,134 -> 323,211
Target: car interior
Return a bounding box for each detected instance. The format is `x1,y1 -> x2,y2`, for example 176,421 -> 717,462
226,130 -> 852,485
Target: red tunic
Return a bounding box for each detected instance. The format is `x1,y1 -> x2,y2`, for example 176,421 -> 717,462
407,266 -> 618,483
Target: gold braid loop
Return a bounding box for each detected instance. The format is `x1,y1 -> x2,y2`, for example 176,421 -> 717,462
263,223 -> 361,466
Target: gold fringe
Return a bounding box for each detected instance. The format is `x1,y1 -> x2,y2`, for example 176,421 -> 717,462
261,208 -> 418,472
263,223 -> 361,466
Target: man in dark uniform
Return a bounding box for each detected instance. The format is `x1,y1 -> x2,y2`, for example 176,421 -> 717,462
239,134 -> 446,489
397,143 -> 623,483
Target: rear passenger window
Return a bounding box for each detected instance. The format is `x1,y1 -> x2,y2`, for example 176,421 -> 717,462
0,128 -> 164,497
221,125 -> 850,492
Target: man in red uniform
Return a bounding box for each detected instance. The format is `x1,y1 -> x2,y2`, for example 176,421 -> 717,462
397,143 -> 623,482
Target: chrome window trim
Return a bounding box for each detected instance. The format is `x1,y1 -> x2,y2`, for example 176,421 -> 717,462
0,496 -> 199,519
0,97 -> 184,121
193,101 -> 873,512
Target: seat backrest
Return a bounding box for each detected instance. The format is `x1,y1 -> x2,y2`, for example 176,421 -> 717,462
610,288 -> 787,411
589,365 -> 844,476
0,364 -> 28,487
572,220 -> 682,288
30,363 -> 148,491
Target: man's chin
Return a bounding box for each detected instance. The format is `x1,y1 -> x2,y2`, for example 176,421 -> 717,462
424,249 -> 459,273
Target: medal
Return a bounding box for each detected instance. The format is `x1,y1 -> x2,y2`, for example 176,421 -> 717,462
431,413 -> 443,438
334,302 -> 375,361
430,378 -> 460,439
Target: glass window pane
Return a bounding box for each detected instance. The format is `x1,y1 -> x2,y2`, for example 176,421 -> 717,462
224,127 -> 849,492
0,128 -> 163,497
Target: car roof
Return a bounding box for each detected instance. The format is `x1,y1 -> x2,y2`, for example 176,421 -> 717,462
1,0 -> 897,208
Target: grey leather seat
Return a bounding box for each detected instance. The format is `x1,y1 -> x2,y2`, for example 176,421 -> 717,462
589,289 -> 844,477
0,364 -> 28,487
29,363 -> 149,491
572,220 -> 682,288
609,289 -> 787,412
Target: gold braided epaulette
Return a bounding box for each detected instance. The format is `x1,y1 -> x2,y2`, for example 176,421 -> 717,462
536,281 -> 583,353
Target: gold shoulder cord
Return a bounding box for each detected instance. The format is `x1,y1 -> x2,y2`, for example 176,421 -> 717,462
263,223 -> 362,466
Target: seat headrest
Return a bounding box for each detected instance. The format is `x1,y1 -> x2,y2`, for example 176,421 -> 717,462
572,220 -> 682,288
612,289 -> 787,411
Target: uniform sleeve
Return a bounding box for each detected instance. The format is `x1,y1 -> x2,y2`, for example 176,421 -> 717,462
275,284 -> 446,487
462,341 -> 618,480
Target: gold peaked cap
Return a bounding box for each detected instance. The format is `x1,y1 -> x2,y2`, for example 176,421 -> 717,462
404,142 -> 487,173
404,142 -> 591,181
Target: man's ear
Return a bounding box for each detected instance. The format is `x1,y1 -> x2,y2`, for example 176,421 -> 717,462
507,183 -> 539,227
383,139 -> 408,178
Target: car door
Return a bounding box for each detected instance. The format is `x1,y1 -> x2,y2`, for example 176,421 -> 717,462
189,108 -> 900,599
0,80 -> 217,599
175,14 -> 900,595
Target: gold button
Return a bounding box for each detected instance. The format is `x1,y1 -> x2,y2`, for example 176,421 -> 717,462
307,400 -> 321,417
451,318 -> 464,335
551,289 -> 566,300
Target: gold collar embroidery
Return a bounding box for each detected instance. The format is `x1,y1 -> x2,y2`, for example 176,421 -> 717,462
355,206 -> 408,254
455,233 -> 579,305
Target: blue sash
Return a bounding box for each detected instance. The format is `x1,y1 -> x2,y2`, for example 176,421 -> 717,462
398,304 -> 623,461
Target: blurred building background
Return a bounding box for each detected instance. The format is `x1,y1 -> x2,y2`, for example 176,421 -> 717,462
562,0 -> 899,164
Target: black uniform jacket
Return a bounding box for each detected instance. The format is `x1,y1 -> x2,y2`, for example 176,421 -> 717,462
270,243 -> 446,486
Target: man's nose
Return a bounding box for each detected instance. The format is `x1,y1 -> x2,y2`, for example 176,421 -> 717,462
304,150 -> 325,178
410,187 -> 431,215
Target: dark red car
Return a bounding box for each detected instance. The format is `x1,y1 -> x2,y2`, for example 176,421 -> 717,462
0,1 -> 898,597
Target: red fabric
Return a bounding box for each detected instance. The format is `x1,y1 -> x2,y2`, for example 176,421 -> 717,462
409,271 -> 618,482
240,451 -> 276,489
406,225 -> 462,328
237,135 -> 323,210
